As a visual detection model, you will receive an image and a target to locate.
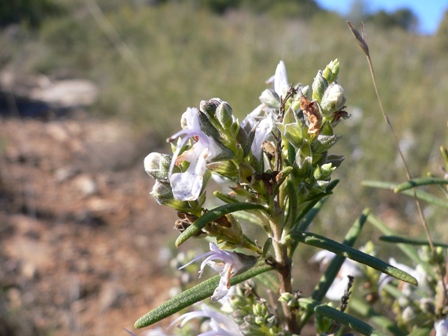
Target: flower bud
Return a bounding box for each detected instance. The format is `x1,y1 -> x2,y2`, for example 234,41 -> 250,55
320,83 -> 346,117
312,70 -> 328,102
199,98 -> 222,117
301,85 -> 310,98
320,162 -> 335,178
150,180 -> 191,211
259,89 -> 280,108
231,309 -> 247,324
150,180 -> 173,203
215,101 -> 234,129
253,303 -> 267,317
279,109 -> 304,149
144,152 -> 171,180
322,58 -> 340,83
279,292 -> 293,304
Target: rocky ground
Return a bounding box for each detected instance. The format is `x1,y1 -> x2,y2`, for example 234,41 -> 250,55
0,107 -> 179,335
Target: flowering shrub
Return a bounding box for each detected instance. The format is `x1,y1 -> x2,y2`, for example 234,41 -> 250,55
134,58 -> 447,335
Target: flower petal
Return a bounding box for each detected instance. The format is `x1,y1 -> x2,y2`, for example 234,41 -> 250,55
274,60 -> 289,97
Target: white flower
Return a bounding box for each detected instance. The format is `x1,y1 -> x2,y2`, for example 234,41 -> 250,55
180,243 -> 256,301
310,250 -> 362,301
171,304 -> 243,336
241,106 -> 273,162
266,60 -> 289,98
435,318 -> 448,336
378,258 -> 425,299
124,327 -> 172,336
167,107 -> 220,201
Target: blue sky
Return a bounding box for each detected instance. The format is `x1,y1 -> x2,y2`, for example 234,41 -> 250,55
316,0 -> 448,34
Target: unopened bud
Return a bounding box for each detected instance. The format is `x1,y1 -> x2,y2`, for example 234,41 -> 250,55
150,180 -> 190,211
320,83 -> 346,117
200,98 -> 222,117
259,89 -> 280,108
216,101 -> 234,129
301,85 -> 310,98
144,152 -> 171,180
253,303 -> 267,317
322,59 -> 340,83
312,70 -> 328,102
150,180 -> 173,203
320,162 -> 335,178
280,291 -> 300,308
231,309 -> 246,324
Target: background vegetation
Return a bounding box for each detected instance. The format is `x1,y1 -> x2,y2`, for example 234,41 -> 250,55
2,0 -> 448,289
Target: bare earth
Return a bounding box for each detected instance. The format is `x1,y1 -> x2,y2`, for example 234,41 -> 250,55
0,112 -> 177,336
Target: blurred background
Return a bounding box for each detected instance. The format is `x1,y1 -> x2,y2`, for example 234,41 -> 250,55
1,0 -> 448,335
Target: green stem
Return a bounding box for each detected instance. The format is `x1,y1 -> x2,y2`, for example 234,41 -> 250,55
269,214 -> 298,333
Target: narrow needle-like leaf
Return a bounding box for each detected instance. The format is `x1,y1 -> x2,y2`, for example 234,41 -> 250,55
134,261 -> 273,329
379,235 -> 448,248
290,232 -> 418,285
394,177 -> 448,193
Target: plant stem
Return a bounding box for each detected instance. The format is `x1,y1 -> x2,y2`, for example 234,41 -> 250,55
270,215 -> 299,333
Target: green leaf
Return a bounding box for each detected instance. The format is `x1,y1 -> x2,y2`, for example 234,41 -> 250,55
232,210 -> 268,228
300,209 -> 370,327
262,237 -> 272,258
298,298 -> 386,336
213,191 -> 239,204
315,305 -> 387,336
367,214 -> 436,278
285,179 -> 298,229
379,235 -> 448,248
293,179 -> 339,231
311,209 -> 370,301
289,231 -> 418,286
361,180 -> 396,190
175,202 -> 268,247
394,177 -> 448,192
255,271 -> 280,292
350,297 -> 407,336
362,180 -> 448,209
134,261 -> 273,329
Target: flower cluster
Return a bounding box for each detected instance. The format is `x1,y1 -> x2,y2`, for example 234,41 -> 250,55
144,59 -> 347,209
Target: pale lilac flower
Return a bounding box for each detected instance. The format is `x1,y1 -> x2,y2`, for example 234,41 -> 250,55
167,107 -> 220,201
171,304 -> 242,336
266,60 -> 289,98
435,318 -> 448,336
310,250 -> 362,301
124,327 -> 172,336
378,258 -> 425,297
180,243 -> 256,301
141,327 -> 173,336
241,106 -> 273,161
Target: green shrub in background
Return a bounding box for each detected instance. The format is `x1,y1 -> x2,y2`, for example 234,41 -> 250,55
0,0 -> 64,28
